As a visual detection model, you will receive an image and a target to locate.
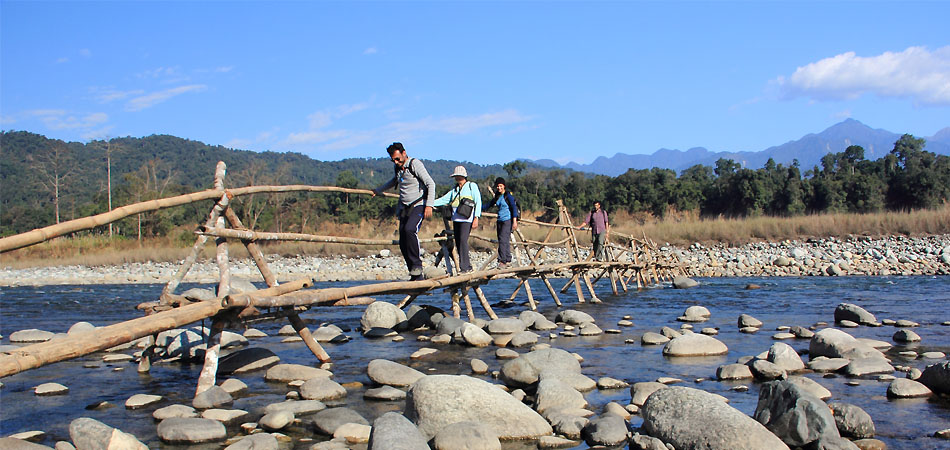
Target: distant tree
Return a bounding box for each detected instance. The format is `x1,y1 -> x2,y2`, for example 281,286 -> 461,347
503,160 -> 527,178
29,141 -> 76,224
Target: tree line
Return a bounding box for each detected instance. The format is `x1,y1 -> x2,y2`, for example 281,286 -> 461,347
1,131 -> 948,240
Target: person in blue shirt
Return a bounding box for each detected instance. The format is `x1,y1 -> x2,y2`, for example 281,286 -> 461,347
484,177 -> 520,268
432,166 -> 481,273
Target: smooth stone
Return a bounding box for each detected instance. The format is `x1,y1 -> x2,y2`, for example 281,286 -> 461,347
828,402 -> 876,439
410,348 -> 438,359
659,326 -> 682,339
311,407 -> 369,435
367,412 -> 429,450
487,317 -> 527,334
432,421 -> 501,450
219,378 -> 248,395
772,332 -> 796,340
125,393 -> 162,409
717,363 -> 754,380
790,326 -> 815,339
768,342 -> 806,372
405,374 -> 552,440
740,326 -> 760,333
300,377 -> 347,401
156,417 -> 227,444
672,276 -> 699,288
630,381 -> 668,407
834,303 -> 877,325
843,358 -> 894,377
543,411 -> 587,440
263,400 -> 326,416
333,423 -> 372,443
643,386 -> 788,449
810,328 -> 883,360
535,378 -> 587,414
604,401 -> 631,420
264,364 -> 331,382
555,309 -> 596,326
361,301 -> 408,331
471,358 -> 489,374
753,381 -> 838,448
9,329 -> 55,343
749,359 -> 787,381
0,437 -> 52,449
894,319 -> 919,327
617,319 -> 634,327
596,377 -> 629,389
34,382 -> 69,396
917,361 -> 950,394
893,329 -> 921,343
581,414 -> 628,447
367,359 -> 426,387
787,376 -> 832,400
500,348 -> 581,388
578,323 -> 603,336
193,385 -> 232,409
808,357 -> 851,373
537,435 -> 580,449
663,333 -> 728,356
153,404 -> 197,420
68,417 -> 146,450
430,334 -> 452,344
495,348 -> 519,359
922,351 -> 946,359
640,332 -> 669,345
886,378 -> 933,398
840,320 -> 859,328
223,433 -> 279,450
853,439 -> 887,450
701,327 -> 719,335
259,410 -> 295,431
364,386 -> 407,401
201,408 -> 248,424
679,305 -> 711,322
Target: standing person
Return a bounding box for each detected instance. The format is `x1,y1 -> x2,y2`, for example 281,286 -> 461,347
580,201 -> 609,261
372,142 -> 436,281
432,166 -> 481,273
484,177 -> 519,268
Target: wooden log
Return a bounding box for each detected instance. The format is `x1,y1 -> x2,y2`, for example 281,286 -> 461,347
523,278 -> 537,310
0,300 -> 222,377
215,216 -> 230,298
195,318 -> 225,396
540,275 -> 562,307
198,227 -> 447,246
396,295 -> 415,309
223,277 -> 313,307
462,288 -> 476,322
288,313 -> 331,362
162,191 -> 231,300
473,286 -> 498,320
508,280 -> 524,301
583,273 -> 601,303
224,208 -> 278,287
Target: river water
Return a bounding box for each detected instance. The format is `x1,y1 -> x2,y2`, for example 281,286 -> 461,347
1,276 -> 949,449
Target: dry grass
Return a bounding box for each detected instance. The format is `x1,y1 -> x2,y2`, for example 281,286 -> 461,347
4,205 -> 949,268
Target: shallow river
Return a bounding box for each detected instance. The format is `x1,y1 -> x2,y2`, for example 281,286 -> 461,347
1,276 -> 949,449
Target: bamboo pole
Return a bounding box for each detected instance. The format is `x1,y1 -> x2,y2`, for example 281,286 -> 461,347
162,191 -> 231,300
462,288 -> 476,322
508,280 -> 524,302
195,318 -> 225,395
198,227 -> 447,246
224,208 -> 277,287
215,216 -> 230,298
522,278 -> 537,310
540,275 -> 562,307
473,287 -> 498,320
288,313 -> 331,362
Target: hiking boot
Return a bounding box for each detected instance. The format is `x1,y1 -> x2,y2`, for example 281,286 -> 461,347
497,262 -> 507,269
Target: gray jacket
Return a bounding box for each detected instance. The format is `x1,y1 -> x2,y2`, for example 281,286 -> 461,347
374,158 -> 436,211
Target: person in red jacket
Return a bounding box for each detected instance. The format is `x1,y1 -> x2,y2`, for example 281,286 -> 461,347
580,201 -> 609,261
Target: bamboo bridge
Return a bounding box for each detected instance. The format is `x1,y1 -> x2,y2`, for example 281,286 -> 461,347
0,161 -> 685,396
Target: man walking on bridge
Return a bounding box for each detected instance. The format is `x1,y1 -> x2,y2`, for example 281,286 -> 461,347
373,142 -> 436,281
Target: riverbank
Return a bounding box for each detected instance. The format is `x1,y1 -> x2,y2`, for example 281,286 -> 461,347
2,235 -> 948,286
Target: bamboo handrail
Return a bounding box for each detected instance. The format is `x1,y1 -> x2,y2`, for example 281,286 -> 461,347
198,227 -> 448,245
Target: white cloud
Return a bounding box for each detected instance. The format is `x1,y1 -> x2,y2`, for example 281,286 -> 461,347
126,85 -> 207,111
833,109 -> 852,120
286,129 -> 348,145
225,138 -> 252,149
137,66 -> 182,79
776,46 -> 950,105
388,109 -> 532,135
81,126 -> 115,140
364,47 -> 378,55
27,111 -> 108,130
92,88 -> 146,103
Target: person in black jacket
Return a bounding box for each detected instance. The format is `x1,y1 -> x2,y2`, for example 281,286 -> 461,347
484,177 -> 520,268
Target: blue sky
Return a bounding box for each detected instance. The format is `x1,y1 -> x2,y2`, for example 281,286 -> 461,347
2,1 -> 948,165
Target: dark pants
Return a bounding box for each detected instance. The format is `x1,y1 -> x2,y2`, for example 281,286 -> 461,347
496,219 -> 512,263
399,205 -> 425,274
453,221 -> 473,272
592,231 -> 607,261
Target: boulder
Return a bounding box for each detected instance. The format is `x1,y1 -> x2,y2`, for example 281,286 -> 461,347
264,364 -> 332,382
509,330 -> 539,347
34,382 -> 68,396
458,322 -> 493,347
367,359 -> 426,387
361,301 -> 408,331
678,305 -> 711,322
886,378 -> 932,398
717,363 -> 754,380
555,310 -> 595,326
432,421 -> 501,450
749,359 -> 787,381
311,407 -> 369,435
672,276 -> 699,289
535,378 -> 587,414
500,348 -> 581,388
809,328 -> 883,360
642,386 -> 788,449
218,347 -> 280,374
828,402 -> 875,439
893,329 -> 921,343
487,317 -> 527,334
201,408 -> 248,424
300,377 -> 347,401
69,417 -> 147,450
193,385 -> 232,409
67,322 -> 96,335
364,386 -> 407,401
581,414 -> 628,447
917,361 -> 950,394
786,376 -> 832,400
156,418 -> 226,444
808,357 -> 851,373
738,314 -> 763,328
259,410 -> 294,431
663,333 -> 728,356
367,412 -> 429,450
546,411 -> 588,440
152,404 -> 197,420
754,380 -> 841,448
640,332 -> 669,345
0,438 -> 52,449
405,374 -> 552,440
843,358 -> 894,377
125,393 -> 162,409
224,433 -> 279,450
834,303 -> 877,325
630,381 -> 667,407
767,342 -> 805,372
263,400 -> 326,416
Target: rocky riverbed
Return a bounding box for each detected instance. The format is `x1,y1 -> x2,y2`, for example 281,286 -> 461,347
2,235 -> 949,286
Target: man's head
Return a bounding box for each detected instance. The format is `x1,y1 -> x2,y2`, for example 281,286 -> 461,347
494,177 -> 506,194
387,142 -> 408,166
593,201 -> 601,211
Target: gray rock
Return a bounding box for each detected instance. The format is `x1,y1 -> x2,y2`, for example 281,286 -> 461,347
9,329 -> 55,343
894,319 -> 919,327
518,310 -> 546,327
311,407 -> 369,435
405,374 -> 552,440
678,305 -> 711,322
828,402 -> 875,439
471,358 -> 489,374
843,358 -> 894,377
809,328 -> 883,360
458,322 -> 493,347
437,316 -> 466,335
487,317 -> 527,334
313,325 -> 345,342
738,314 -> 763,328
749,359 -> 787,381
597,377 -> 629,389
659,326 -> 682,339
219,378 -> 247,395
193,385 -> 232,409
790,326 -> 815,339
259,410 -> 294,431
773,256 -> 791,266
223,433 -> 279,450
361,301 -> 408,331
34,382 -> 68,396
364,386 -> 407,401
834,303 -> 877,325
886,378 -> 933,398
165,329 -> 206,360
125,393 -> 162,409
367,359 -> 426,387
893,329 -> 921,343
717,363 -> 754,380
767,342 -> 806,372
263,399 -> 326,416
507,330 -> 538,347
264,363 -> 332,382
367,412 -> 429,450
499,347 -> 581,388
0,438 -> 53,449
555,309 -> 595,326
786,376 -> 831,400
672,276 -> 699,288
643,386 -> 788,449
201,408 -> 248,424
546,411 -> 588,440
538,435 -> 582,449
227,278 -> 258,294
640,332 -> 669,345
152,404 -> 197,420
67,321 -> 96,335
808,357 -> 851,373
156,417 -> 227,444
540,370 -> 597,392
629,433 -> 669,450
68,417 -> 147,450
581,414 -> 629,447
630,381 -> 667,407
432,421 -> 501,450
535,378 -> 587,414
300,377 -> 347,401
754,380 -> 840,448
917,361 -> 950,394
663,333 -> 728,356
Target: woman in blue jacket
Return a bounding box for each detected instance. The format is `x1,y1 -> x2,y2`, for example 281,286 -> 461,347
484,177 -> 519,268
432,166 -> 481,273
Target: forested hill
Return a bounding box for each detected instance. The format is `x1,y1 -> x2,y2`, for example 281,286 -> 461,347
0,131 -> 527,235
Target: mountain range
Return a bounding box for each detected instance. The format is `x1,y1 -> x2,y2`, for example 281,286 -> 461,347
532,119 -> 950,176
